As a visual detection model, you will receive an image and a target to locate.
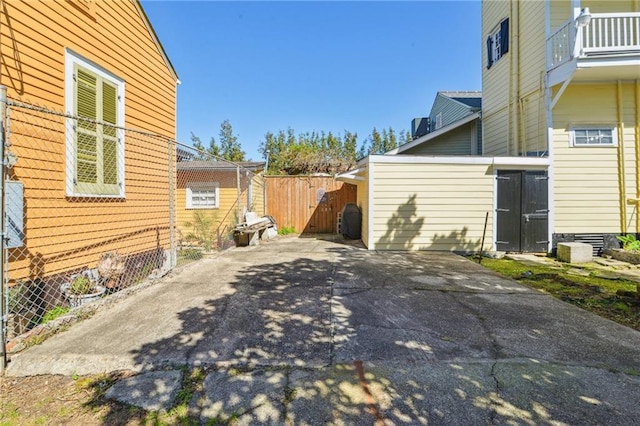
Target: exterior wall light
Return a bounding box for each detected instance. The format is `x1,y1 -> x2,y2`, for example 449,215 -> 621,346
576,7 -> 592,28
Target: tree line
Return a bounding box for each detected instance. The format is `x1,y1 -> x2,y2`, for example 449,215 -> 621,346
190,120 -> 412,175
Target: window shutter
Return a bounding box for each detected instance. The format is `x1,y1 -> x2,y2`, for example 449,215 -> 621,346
102,82 -> 118,185
500,19 -> 509,56
76,67 -> 98,184
486,36 -> 493,69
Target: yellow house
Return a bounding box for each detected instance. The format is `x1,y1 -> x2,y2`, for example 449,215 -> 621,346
340,0 -> 639,254
176,159 -> 265,250
1,0 -> 178,286
483,0 -> 640,253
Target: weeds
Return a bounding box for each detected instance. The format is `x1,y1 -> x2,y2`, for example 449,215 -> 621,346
278,226 -> 296,236
40,306 -> 70,324
479,257 -> 640,331
617,234 -> 640,253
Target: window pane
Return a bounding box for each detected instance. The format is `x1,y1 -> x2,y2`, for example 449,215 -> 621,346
573,128 -> 614,146
190,188 -> 217,207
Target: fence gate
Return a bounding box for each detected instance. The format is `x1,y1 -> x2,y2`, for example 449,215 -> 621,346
265,176 -> 357,234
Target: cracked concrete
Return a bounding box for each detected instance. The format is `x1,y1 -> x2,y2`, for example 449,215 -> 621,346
6,236 -> 640,424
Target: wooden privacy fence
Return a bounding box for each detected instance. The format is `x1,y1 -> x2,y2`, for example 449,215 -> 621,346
265,176 -> 357,234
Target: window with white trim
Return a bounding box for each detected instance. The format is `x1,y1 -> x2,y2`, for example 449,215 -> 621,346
186,182 -> 220,209
570,126 -> 617,146
65,50 -> 125,197
486,19 -> 509,69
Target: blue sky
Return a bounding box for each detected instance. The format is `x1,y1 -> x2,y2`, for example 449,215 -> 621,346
142,1 -> 482,161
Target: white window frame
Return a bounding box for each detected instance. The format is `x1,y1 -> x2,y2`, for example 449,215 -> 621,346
435,112 -> 443,130
186,182 -> 220,209
65,49 -> 125,197
487,19 -> 508,69
569,125 -> 618,147
491,29 -> 502,64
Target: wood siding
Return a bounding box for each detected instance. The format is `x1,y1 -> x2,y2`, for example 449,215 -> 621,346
549,0 -> 572,30
371,162 -> 494,251
482,0 -> 546,156
482,1 -> 511,156
401,121 -> 477,156
429,94 -> 476,130
553,82 -> 639,234
355,170 -> 370,248
1,0 -> 176,135
265,176 -> 357,234
2,0 -> 177,281
175,170 -> 265,247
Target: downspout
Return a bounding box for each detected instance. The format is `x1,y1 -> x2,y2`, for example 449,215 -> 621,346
617,81 -> 627,234
515,0 -> 522,155
508,1 -> 514,155
509,0 -> 521,156
635,80 -> 640,233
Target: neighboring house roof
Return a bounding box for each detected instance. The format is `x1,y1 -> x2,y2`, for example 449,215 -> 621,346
135,0 -> 179,82
438,91 -> 482,110
386,112 -> 481,155
177,160 -> 266,172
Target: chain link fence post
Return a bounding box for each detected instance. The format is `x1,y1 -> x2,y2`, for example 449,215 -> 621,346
169,139 -> 176,269
0,85 -> 7,373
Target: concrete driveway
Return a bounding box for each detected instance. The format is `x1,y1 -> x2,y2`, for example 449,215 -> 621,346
7,236 -> 640,425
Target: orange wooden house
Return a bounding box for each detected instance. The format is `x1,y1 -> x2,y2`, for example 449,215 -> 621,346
0,0 -> 178,288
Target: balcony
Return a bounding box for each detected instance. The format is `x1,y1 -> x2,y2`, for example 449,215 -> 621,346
547,12 -> 640,85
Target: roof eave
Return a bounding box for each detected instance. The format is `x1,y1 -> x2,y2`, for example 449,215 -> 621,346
387,111 -> 481,155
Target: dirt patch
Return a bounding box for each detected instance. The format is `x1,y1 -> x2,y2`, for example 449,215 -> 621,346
0,373 -> 146,425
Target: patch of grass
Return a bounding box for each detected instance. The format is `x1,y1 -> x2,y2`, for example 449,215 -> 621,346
479,257 -> 640,330
278,226 -> 296,236
0,402 -> 20,424
40,306 -> 70,324
152,366 -> 207,425
76,373 -> 118,399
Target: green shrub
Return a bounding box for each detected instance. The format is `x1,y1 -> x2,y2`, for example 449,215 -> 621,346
41,306 -> 70,324
184,211 -> 218,250
617,234 -> 640,252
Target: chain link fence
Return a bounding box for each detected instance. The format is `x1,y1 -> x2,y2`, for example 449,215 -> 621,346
1,97 -> 264,350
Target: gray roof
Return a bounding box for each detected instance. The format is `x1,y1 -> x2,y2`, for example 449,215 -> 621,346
439,91 -> 482,109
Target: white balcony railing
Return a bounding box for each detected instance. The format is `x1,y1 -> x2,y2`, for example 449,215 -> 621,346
547,12 -> 640,71
581,12 -> 640,54
547,18 -> 575,69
